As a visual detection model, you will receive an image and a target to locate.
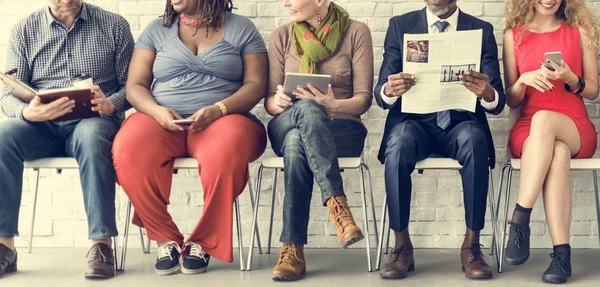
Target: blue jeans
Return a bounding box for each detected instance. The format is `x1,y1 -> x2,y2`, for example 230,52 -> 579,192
268,100 -> 367,244
0,117 -> 120,239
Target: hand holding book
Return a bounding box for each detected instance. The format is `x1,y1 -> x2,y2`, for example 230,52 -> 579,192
23,96 -> 75,122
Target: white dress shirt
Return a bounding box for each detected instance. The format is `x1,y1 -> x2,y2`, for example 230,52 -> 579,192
380,8 -> 499,111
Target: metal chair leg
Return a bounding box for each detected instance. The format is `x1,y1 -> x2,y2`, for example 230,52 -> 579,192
361,164 -> 379,245
235,199 -> 245,271
358,166 -> 373,272
488,169 -> 498,256
119,201 -> 132,271
499,167 -> 514,273
267,169 -> 279,254
28,169 -> 41,254
247,176 -> 263,254
112,236 -> 119,272
376,194 -> 387,271
246,165 -> 264,271
593,170 -> 600,247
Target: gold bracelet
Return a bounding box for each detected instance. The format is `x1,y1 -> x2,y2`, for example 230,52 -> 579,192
214,101 -> 228,116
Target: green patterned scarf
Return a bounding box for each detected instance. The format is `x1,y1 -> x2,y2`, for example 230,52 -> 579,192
292,3 -> 350,74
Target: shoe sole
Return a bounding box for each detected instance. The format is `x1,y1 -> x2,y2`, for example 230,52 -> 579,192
380,264 -> 415,279
542,273 -> 570,284
0,264 -> 17,276
504,253 -> 530,266
462,266 -> 492,280
155,264 -> 181,276
181,266 -> 207,275
272,268 -> 306,282
341,233 -> 364,249
84,273 -> 115,279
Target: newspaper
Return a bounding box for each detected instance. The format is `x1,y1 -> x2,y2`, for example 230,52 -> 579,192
401,29 -> 482,113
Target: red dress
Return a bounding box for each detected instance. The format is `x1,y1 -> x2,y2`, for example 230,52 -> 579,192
509,23 -> 597,159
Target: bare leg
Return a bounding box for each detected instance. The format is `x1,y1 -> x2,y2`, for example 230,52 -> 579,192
542,141 -> 572,245
517,111 -> 580,208
0,237 -> 14,249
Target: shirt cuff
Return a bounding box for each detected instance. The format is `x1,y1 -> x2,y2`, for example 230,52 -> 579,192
480,90 -> 499,111
381,83 -> 399,106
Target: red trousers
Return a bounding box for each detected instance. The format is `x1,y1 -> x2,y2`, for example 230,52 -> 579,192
112,113 -> 266,263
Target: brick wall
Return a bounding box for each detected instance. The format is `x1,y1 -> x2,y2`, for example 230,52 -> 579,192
1,0 -> 599,249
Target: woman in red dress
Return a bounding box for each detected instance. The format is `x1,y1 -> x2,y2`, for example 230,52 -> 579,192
502,0 -> 599,284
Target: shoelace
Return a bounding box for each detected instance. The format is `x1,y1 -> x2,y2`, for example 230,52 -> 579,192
278,244 -> 302,265
509,222 -> 526,249
330,198 -> 353,228
462,244 -> 485,264
549,253 -> 570,275
87,244 -> 107,263
186,242 -> 208,262
389,246 -> 408,263
157,241 -> 181,261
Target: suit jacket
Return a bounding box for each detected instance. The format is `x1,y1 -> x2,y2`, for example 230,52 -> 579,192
374,8 -> 506,167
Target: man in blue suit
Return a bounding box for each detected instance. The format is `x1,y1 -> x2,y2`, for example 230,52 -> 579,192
375,0 -> 505,280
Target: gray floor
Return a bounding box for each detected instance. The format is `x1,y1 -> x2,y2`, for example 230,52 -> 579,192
1,248 -> 599,286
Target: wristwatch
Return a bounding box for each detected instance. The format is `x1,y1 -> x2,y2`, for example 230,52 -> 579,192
565,76 -> 585,95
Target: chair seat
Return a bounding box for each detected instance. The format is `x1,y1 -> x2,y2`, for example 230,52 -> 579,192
510,158 -> 600,171
261,157 -> 362,169
24,157 -> 199,169
415,158 -> 462,170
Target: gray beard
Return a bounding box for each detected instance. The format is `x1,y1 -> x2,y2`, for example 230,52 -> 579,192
425,0 -> 458,17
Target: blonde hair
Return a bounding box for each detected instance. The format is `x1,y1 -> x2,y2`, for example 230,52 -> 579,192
504,0 -> 599,49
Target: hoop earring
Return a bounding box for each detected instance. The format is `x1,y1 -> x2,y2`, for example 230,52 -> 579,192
316,10 -> 323,25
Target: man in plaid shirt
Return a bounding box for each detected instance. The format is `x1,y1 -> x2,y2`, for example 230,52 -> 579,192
0,0 -> 133,279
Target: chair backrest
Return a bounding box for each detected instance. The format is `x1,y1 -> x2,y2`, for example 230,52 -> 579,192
504,105 -> 523,162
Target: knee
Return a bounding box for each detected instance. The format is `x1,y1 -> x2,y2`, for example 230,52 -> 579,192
71,121 -> 116,157
282,129 -> 307,164
530,110 -> 554,135
550,141 -> 571,169
386,122 -> 419,162
0,119 -> 28,155
290,100 -> 327,122
455,125 -> 488,160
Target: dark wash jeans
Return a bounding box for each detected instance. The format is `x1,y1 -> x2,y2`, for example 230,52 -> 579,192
267,100 -> 367,244
0,117 -> 120,239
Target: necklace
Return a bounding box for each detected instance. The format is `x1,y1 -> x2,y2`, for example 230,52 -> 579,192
179,13 -> 204,27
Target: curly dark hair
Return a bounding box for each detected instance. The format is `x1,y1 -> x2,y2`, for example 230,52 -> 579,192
163,0 -> 234,36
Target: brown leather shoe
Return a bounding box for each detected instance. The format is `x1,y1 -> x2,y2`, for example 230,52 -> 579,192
327,196 -> 364,248
271,244 -> 306,281
460,229 -> 492,279
85,243 -> 115,279
380,245 -> 415,279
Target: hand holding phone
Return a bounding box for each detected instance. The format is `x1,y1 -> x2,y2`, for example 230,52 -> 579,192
173,119 -> 194,125
544,51 -> 562,71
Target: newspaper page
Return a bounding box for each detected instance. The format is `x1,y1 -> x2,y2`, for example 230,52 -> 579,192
401,29 -> 482,113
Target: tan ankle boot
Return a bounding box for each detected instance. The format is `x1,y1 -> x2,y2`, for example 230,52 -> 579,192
460,229 -> 492,280
271,244 -> 305,281
327,196 -> 364,248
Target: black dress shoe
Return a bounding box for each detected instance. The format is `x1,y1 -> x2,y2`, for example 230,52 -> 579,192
504,222 -> 530,265
85,243 -> 115,279
542,253 -> 571,284
0,243 -> 17,276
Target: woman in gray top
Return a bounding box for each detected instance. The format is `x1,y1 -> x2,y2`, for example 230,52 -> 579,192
112,0 -> 267,276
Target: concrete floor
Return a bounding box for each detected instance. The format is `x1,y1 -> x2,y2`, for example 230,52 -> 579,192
1,248 -> 599,286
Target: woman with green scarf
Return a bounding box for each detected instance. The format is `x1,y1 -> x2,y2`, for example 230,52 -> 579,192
264,0 -> 374,281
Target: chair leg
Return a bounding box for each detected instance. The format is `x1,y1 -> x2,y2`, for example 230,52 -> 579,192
488,168 -> 498,256
375,194 -> 388,271
235,199 -> 245,271
499,167 -> 514,273
119,201 -> 132,272
267,169 -> 279,254
593,171 -> 600,247
113,236 -> 119,272
385,218 -> 391,255
361,164 -> 379,245
358,166 -> 372,272
247,175 -> 263,254
28,169 -> 41,254
246,165 -> 264,271
139,227 -> 147,254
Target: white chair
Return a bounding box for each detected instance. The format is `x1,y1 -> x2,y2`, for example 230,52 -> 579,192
118,158 -> 260,272
23,158 -> 120,271
374,157 -> 502,272
246,157 -> 378,271
497,108 -> 600,273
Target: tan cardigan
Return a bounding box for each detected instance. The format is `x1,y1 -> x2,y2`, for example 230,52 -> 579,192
268,19 -> 374,122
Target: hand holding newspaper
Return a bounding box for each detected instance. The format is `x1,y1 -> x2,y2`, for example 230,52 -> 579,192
401,29 -> 483,113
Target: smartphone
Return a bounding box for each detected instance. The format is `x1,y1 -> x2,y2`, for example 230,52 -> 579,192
173,119 -> 194,125
544,51 -> 562,71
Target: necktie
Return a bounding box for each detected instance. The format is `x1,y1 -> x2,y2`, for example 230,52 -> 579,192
434,21 -> 451,130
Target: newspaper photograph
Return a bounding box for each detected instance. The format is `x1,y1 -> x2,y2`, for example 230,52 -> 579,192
401,29 -> 483,113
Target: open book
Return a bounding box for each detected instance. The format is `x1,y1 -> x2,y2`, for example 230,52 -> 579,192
0,70 -> 99,121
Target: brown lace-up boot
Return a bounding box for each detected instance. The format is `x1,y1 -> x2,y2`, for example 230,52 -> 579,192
271,244 -> 305,281
461,228 -> 493,279
327,196 -> 364,248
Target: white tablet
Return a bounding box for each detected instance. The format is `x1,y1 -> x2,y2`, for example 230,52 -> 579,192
283,73 -> 332,97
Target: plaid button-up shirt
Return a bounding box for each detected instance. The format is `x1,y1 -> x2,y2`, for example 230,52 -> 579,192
1,3 -> 134,119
